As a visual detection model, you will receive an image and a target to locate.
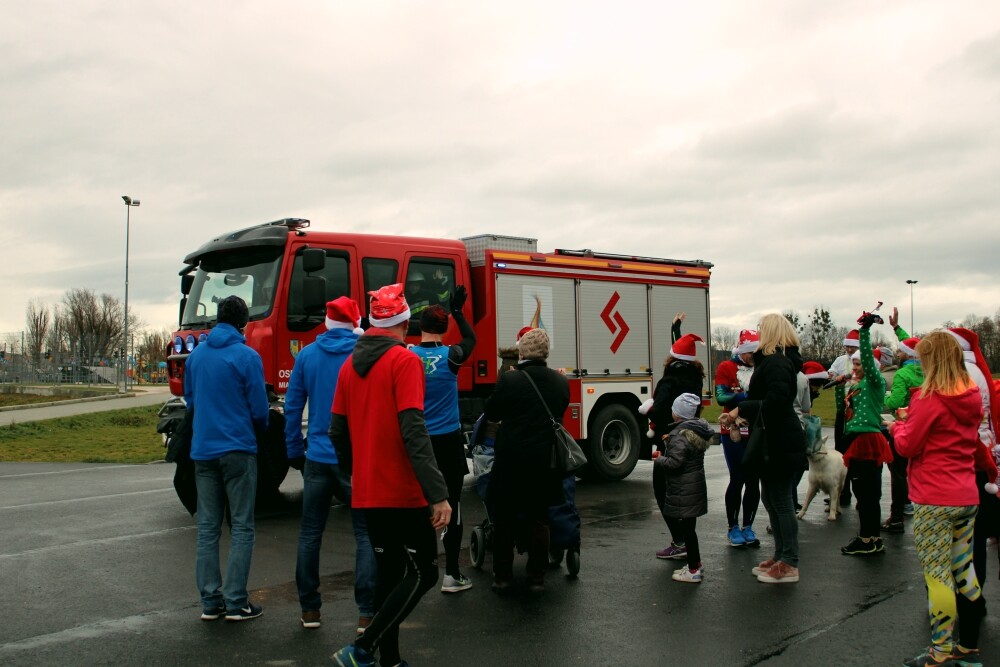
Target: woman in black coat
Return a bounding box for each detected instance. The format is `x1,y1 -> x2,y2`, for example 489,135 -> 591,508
643,313 -> 706,445
485,328 -> 570,593
721,313 -> 806,584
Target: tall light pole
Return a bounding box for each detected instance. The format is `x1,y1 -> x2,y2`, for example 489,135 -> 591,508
122,195 -> 140,392
906,279 -> 918,333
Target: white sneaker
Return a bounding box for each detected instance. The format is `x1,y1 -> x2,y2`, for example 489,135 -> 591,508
441,573 -> 473,593
671,565 -> 703,583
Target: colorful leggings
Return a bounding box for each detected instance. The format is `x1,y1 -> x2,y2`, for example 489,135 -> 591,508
912,504 -> 980,656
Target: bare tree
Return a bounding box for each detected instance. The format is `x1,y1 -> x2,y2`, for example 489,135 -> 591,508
25,299 -> 51,365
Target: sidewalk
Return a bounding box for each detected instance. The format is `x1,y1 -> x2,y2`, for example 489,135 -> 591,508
0,386 -> 173,426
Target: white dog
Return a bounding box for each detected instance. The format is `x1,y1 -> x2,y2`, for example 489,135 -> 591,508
796,437 -> 847,522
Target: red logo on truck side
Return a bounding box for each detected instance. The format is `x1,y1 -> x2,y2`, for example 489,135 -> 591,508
600,292 -> 630,353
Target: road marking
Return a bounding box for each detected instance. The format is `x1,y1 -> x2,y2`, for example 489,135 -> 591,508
0,525 -> 195,559
0,487 -> 174,511
0,464 -> 160,478
0,608 -> 178,653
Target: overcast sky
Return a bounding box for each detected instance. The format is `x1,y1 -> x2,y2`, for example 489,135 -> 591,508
2,1 -> 999,341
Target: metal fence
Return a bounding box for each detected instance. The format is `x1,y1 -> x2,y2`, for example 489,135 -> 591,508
0,332 -> 167,387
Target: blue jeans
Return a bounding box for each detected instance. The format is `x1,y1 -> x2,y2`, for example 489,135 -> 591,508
761,473 -> 799,567
296,460 -> 376,617
194,452 -> 257,611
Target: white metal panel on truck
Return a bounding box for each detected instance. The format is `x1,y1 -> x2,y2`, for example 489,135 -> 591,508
650,285 -> 711,395
495,274 -> 578,373
578,281 -> 651,376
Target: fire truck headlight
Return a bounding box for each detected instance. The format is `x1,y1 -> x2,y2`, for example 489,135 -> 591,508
173,336 -> 184,354
198,333 -> 208,345
185,334 -> 196,352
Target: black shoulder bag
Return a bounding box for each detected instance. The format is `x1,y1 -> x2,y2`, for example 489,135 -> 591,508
522,372 -> 588,476
740,407 -> 769,474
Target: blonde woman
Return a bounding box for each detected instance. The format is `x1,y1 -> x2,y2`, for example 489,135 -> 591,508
720,313 -> 807,583
890,331 -> 989,667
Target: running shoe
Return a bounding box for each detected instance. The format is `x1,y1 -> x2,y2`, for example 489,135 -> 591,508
903,648 -> 959,666
671,564 -> 703,583
300,610 -> 321,629
752,559 -> 776,576
880,518 -> 905,534
742,526 -> 760,547
331,644 -> 377,667
200,603 -> 226,621
441,572 -> 473,593
225,603 -> 263,621
903,502 -> 915,516
841,536 -> 882,556
952,645 -> 983,667
727,525 -> 746,547
656,543 -> 688,560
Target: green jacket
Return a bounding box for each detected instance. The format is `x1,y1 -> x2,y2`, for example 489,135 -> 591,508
884,360 -> 923,412
845,327 -> 886,435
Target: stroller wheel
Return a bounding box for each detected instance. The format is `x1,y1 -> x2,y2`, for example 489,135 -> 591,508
470,526 -> 486,570
566,547 -> 581,578
548,547 -> 565,567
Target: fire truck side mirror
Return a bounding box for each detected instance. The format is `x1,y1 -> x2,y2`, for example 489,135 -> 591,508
302,276 -> 326,313
301,248 -> 326,273
180,274 -> 194,296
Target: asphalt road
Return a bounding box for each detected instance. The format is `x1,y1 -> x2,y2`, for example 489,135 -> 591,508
0,385 -> 173,426
3,450 -> 1000,667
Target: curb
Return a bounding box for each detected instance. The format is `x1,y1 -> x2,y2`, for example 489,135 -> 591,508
0,392 -> 139,413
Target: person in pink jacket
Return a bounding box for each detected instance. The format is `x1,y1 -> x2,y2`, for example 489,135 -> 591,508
890,331 -> 992,667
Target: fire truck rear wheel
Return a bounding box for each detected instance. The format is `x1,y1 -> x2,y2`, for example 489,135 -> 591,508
585,404 -> 640,481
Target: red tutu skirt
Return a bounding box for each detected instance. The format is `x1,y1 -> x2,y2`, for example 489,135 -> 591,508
843,431 -> 893,467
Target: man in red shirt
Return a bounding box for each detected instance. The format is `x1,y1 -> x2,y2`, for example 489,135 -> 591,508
329,283 -> 451,667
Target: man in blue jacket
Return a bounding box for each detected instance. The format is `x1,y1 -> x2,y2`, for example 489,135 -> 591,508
184,295 -> 269,622
284,297 -> 376,632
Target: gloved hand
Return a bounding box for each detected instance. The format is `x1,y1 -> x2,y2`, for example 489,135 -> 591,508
450,285 -> 468,313
288,455 -> 306,471
857,311 -> 883,328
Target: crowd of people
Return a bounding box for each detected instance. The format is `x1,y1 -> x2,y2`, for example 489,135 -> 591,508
182,291 -> 999,667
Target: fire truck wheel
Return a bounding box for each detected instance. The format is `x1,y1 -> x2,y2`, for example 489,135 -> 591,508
585,404 -> 641,481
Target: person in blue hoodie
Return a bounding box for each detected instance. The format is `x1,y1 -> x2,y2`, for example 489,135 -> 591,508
184,295 -> 269,622
284,297 -> 377,633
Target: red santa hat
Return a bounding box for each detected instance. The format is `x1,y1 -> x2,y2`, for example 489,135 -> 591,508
325,297 -> 364,335
671,333 -> 705,362
897,337 -> 920,358
367,283 -> 411,328
843,329 -> 860,348
516,326 -> 534,342
735,329 -> 759,355
947,327 -> 999,435
802,361 -> 827,380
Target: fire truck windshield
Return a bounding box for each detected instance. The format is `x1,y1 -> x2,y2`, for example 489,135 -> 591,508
181,247 -> 283,328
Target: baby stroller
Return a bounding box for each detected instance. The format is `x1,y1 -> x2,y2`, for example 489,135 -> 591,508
467,415 -> 581,577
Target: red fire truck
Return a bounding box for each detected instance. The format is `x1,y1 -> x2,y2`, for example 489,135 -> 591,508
158,218 -> 712,507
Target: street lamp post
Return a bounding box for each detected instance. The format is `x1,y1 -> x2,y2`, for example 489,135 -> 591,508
122,195 -> 140,392
906,279 -> 918,333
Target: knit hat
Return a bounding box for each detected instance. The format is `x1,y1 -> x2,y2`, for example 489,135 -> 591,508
419,304 -> 449,334
735,329 -> 759,355
877,345 -> 895,367
897,337 -> 920,359
516,326 -> 533,342
517,328 -> 550,361
802,361 -> 827,380
671,393 -> 700,420
367,283 -> 411,328
843,330 -> 860,348
670,333 -> 705,362
325,297 -> 364,335
217,295 -> 249,329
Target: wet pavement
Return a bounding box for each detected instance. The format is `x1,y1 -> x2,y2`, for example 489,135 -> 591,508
2,452 -> 1000,666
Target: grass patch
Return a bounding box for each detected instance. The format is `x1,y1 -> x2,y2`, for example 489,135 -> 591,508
0,405 -> 165,463
700,386 -> 837,425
